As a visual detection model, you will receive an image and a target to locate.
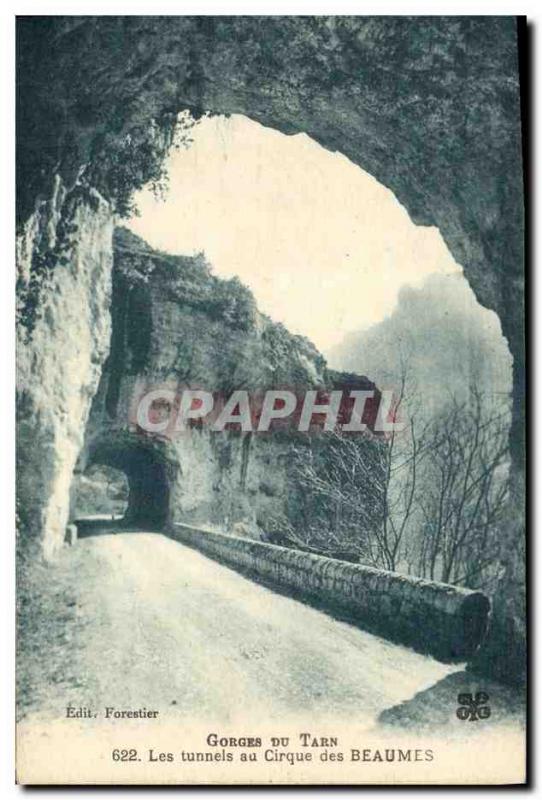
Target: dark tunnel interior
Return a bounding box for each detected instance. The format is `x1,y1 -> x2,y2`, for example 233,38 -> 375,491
84,437 -> 173,530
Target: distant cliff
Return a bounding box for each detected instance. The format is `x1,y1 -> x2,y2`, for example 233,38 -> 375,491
330,272 -> 513,420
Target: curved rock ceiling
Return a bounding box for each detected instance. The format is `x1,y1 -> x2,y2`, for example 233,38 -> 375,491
17,15 -> 524,453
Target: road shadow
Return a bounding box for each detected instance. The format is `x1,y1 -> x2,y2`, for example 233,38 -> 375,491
73,517 -> 157,538
377,670 -> 525,733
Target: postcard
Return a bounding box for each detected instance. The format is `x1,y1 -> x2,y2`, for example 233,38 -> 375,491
16,15 -> 526,785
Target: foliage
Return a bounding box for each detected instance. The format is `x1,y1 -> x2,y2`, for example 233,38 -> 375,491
209,276 -> 256,331
115,229 -> 258,333
72,465 -> 129,518
17,112 -> 197,337
17,189 -> 86,335
262,323 -> 326,385
86,110 -> 197,218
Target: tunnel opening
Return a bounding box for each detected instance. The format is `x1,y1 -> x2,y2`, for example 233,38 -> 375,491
125,112 -> 514,594
76,433 -> 178,533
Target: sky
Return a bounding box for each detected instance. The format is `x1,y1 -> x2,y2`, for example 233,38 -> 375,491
127,114 -> 461,360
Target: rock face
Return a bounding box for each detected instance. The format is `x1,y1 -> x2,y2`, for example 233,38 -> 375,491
76,228 -> 380,541
16,17 -> 524,683
16,182 -> 113,559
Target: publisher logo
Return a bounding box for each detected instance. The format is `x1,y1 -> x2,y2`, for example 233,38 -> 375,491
456,692 -> 491,721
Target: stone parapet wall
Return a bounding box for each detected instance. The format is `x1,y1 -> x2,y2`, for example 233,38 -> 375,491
171,523 -> 490,663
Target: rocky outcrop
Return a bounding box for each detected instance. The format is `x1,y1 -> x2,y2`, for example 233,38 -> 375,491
16,182 -> 113,559
77,229 -> 381,541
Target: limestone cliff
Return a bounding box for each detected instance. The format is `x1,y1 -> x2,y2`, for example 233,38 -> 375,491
75,228 -> 381,545
16,182 -> 113,558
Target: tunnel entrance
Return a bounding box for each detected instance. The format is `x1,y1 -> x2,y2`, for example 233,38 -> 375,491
77,433 -> 177,531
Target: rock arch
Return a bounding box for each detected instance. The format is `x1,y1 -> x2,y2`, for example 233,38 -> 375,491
16,17 -> 525,683
17,16 -> 525,480
83,432 -> 178,529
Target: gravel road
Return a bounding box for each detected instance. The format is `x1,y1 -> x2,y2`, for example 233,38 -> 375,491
37,531 -> 456,727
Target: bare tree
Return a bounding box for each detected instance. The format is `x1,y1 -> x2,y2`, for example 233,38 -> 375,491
283,372 -> 509,594
285,431 -> 387,563
376,359 -> 437,572
415,388 -> 510,591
